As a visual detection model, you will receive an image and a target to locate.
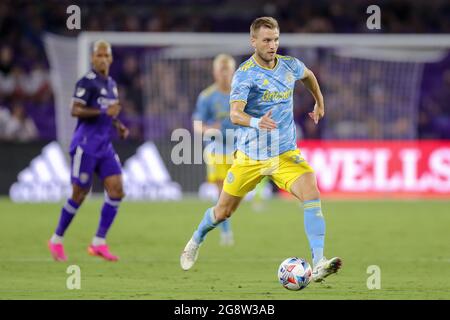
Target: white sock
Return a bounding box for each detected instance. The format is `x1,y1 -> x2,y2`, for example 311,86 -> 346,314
50,234 -> 64,244
92,236 -> 106,246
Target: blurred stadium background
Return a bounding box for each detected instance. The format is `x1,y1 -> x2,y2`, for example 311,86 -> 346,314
1,0 -> 450,300
1,0 -> 449,201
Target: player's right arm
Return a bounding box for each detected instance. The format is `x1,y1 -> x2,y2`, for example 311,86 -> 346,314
230,101 -> 276,130
229,68 -> 276,130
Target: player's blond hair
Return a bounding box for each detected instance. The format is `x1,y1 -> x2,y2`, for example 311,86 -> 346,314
93,40 -> 112,54
250,17 -> 279,38
213,54 -> 236,70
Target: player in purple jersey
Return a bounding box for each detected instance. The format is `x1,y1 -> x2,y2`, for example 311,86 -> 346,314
48,40 -> 129,262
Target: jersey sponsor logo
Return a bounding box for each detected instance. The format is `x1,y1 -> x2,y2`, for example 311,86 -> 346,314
75,87 -> 86,97
262,89 -> 293,102
97,97 -> 118,107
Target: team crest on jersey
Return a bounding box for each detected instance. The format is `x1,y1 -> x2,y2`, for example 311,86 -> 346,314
75,87 -> 86,97
285,72 -> 294,84
85,72 -> 96,79
100,88 -> 107,95
262,79 -> 269,86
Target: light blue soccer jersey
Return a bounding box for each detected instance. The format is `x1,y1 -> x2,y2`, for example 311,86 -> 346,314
192,84 -> 238,154
230,54 -> 306,160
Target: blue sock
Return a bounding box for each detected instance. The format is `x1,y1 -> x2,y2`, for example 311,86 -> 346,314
193,207 -> 219,244
303,199 -> 325,266
55,199 -> 80,236
219,219 -> 231,234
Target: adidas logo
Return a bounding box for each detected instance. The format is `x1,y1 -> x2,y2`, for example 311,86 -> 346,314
10,142 -> 182,202
122,142 -> 182,201
9,142 -> 71,202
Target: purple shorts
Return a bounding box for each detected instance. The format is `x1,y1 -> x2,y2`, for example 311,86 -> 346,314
70,146 -> 122,189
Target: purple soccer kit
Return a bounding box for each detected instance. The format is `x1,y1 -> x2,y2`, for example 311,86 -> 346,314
70,69 -> 122,187
51,69 -> 123,256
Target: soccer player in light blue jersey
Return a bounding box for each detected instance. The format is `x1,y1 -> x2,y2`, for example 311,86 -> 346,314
181,17 -> 342,283
192,54 -> 238,246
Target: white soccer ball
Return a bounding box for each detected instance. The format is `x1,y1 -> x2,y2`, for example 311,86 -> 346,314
278,257 -> 312,291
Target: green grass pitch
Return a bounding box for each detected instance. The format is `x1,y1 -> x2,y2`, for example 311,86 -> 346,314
0,197 -> 449,300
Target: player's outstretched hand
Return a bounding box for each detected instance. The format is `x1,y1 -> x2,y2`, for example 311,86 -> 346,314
308,103 -> 325,125
259,110 -> 277,130
107,103 -> 121,118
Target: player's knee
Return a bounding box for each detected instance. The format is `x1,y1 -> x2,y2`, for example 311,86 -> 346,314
72,194 -> 85,205
72,186 -> 89,204
107,186 -> 125,200
303,187 -> 320,202
214,204 -> 234,222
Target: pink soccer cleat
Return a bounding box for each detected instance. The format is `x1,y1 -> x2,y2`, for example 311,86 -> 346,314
48,241 -> 67,262
88,244 -> 119,261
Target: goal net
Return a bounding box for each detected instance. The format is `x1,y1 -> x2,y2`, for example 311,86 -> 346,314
44,32 -> 450,196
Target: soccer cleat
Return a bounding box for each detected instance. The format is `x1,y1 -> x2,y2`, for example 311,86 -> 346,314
88,244 -> 119,261
180,238 -> 200,271
48,240 -> 67,262
312,257 -> 342,282
220,231 -> 234,246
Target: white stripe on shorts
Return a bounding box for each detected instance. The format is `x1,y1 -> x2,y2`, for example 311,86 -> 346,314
72,146 -> 83,178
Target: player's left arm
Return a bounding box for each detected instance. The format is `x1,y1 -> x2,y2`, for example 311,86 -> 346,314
300,67 -> 325,125
110,82 -> 129,139
112,117 -> 129,140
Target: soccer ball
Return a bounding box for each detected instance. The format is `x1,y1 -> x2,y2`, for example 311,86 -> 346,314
278,257 -> 312,291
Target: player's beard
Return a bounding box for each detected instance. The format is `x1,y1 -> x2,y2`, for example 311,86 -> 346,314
94,64 -> 109,76
256,51 -> 276,65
